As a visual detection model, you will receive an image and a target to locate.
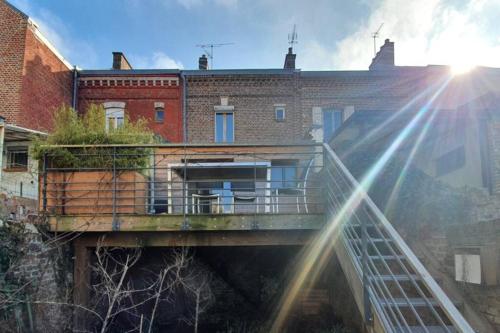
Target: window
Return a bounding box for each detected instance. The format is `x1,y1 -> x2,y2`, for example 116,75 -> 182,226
271,160 -> 298,191
435,146 -> 465,176
6,148 -> 28,170
323,109 -> 343,141
103,102 -> 125,131
215,112 -> 234,143
275,107 -> 285,122
155,107 -> 165,123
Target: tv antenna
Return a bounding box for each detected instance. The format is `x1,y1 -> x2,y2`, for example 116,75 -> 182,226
196,43 -> 234,69
372,23 -> 384,56
288,24 -> 298,49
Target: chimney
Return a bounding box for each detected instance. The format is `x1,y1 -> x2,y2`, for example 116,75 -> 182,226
112,52 -> 132,70
369,39 -> 394,70
284,47 -> 296,69
198,54 -> 208,70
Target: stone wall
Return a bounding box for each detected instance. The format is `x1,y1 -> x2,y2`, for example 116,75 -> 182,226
3,223 -> 73,332
420,221 -> 500,331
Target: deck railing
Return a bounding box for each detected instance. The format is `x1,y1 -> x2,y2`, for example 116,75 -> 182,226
40,144 -> 324,218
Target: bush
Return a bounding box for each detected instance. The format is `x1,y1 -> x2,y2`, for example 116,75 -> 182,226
32,104 -> 156,169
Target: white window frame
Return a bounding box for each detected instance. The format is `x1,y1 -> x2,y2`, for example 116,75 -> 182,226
103,102 -> 125,131
275,106 -> 286,122
214,112 -> 235,143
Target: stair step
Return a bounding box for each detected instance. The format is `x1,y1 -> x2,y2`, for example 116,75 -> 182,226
378,297 -> 440,307
347,238 -> 393,244
370,274 -> 420,282
357,255 -> 406,260
395,325 -> 456,333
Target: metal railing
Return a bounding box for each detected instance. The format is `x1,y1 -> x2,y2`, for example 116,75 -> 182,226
323,143 -> 474,333
40,144 -> 324,218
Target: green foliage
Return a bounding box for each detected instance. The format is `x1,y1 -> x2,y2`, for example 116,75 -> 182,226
31,104 -> 156,169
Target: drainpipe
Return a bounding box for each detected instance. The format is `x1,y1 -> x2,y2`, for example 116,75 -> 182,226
0,117 -> 4,185
71,65 -> 78,111
181,71 -> 188,142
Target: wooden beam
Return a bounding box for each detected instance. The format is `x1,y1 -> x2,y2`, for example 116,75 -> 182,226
49,214 -> 325,232
73,239 -> 91,331
72,230 -> 318,247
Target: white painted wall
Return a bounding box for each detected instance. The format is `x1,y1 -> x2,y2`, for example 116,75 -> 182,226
1,141 -> 39,200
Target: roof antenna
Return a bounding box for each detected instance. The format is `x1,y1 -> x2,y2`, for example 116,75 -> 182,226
288,24 -> 298,51
372,23 -> 384,56
196,43 -> 234,69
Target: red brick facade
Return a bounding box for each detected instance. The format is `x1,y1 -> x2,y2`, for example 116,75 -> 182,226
78,73 -> 183,142
0,0 -> 73,132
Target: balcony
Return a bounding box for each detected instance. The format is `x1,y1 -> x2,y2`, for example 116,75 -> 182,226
40,144 -> 325,232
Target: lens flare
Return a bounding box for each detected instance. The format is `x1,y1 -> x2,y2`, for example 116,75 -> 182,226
268,77 -> 451,332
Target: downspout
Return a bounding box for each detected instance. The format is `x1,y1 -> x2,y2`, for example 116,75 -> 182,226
181,71 -> 188,142
71,65 -> 78,111
0,117 -> 5,185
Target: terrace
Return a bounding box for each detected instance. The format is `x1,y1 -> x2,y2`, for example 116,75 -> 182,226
40,144 -> 325,232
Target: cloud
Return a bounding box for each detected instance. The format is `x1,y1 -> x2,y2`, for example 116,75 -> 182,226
131,52 -> 184,69
308,0 -> 500,70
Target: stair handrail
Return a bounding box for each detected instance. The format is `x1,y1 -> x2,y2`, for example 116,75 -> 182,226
323,143 -> 474,333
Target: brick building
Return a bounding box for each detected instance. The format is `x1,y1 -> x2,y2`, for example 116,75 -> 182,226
0,0 -> 73,132
77,53 -> 183,142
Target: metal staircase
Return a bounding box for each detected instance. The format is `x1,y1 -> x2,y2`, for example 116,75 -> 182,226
322,144 -> 474,333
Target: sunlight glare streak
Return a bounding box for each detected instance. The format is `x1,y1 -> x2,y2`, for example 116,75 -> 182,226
269,77 -> 452,332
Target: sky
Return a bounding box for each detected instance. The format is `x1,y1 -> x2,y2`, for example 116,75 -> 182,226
8,0 -> 500,71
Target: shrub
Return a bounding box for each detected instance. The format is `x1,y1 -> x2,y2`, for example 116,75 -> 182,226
32,104 -> 156,169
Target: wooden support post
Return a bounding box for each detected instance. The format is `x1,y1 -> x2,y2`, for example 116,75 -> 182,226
73,240 -> 91,331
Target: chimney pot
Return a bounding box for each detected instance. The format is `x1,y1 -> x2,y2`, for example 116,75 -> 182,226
199,54 -> 208,70
112,52 -> 132,70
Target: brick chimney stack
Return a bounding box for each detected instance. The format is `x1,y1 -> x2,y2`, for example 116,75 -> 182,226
112,52 -> 132,70
284,47 -> 296,70
369,39 -> 395,70
199,54 -> 208,70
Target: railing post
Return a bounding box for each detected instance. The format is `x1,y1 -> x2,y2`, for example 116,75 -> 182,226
362,206 -> 373,326
181,146 -> 189,230
252,146 -> 258,229
42,152 -> 48,212
112,147 -> 118,231
150,151 -> 156,214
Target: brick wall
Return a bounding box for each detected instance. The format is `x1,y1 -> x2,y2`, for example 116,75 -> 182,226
18,22 -> 73,131
78,75 -> 183,142
186,74 -> 304,144
0,0 -> 27,125
0,1 -> 73,132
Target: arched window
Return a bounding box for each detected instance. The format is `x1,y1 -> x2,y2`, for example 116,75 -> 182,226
103,101 -> 125,131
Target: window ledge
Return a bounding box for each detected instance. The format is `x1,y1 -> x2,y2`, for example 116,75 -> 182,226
3,168 -> 29,172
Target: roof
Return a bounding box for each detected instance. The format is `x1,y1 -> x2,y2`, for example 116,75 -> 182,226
3,124 -> 47,142
182,69 -> 298,76
79,69 -> 180,76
